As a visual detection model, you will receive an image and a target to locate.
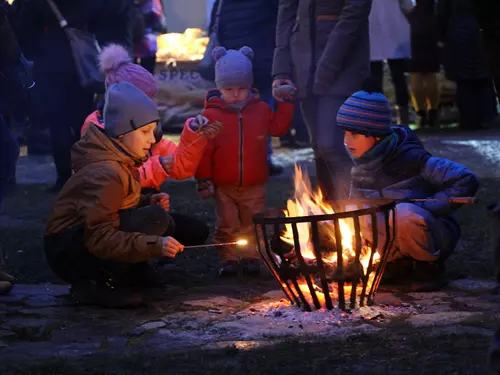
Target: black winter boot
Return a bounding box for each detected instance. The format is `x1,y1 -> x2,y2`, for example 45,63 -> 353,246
428,109 -> 440,128
416,110 -> 428,128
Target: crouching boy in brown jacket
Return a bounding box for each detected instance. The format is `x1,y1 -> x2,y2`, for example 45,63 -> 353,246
44,82 -> 194,308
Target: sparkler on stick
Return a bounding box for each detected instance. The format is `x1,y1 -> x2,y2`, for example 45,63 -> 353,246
184,239 -> 248,249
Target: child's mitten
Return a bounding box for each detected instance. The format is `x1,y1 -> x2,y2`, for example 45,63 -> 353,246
273,84 -> 297,103
197,179 -> 214,199
190,115 -> 223,140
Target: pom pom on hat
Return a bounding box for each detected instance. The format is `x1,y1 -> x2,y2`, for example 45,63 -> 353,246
212,46 -> 227,61
239,46 -> 254,60
99,44 -> 131,74
337,90 -> 393,137
99,44 -> 158,98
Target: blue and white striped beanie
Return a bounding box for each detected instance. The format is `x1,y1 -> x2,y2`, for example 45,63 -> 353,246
336,91 -> 393,137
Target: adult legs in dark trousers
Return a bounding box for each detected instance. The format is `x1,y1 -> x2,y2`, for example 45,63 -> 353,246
44,205 -> 209,307
371,59 -> 410,124
36,76 -> 94,191
456,79 -> 498,129
0,115 -> 19,209
300,95 -> 352,202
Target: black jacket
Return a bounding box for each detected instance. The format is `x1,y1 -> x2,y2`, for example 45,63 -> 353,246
437,0 -> 491,80
210,0 -> 279,88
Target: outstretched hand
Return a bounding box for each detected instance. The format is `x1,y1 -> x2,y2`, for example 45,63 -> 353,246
190,115 -> 223,140
151,193 -> 170,211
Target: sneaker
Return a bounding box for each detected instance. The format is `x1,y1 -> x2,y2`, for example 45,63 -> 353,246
70,282 -> 144,308
0,281 -> 13,295
242,259 -> 261,276
219,261 -> 239,277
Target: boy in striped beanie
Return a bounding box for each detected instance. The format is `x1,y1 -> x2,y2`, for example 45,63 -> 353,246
337,90 -> 479,293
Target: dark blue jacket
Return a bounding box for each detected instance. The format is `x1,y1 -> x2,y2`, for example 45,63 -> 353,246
437,0 -> 491,81
350,127 -> 479,218
210,0 -> 278,89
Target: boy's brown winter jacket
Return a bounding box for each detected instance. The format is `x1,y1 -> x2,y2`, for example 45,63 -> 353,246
45,124 -> 164,263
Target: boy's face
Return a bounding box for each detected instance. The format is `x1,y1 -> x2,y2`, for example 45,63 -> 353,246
220,87 -> 250,104
344,131 -> 378,158
120,121 -> 157,158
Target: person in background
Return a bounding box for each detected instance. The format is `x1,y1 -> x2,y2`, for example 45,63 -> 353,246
339,89 -> 479,292
17,0 -> 98,191
408,0 -> 441,128
92,0 -> 134,52
437,0 -> 497,130
272,0 -> 372,202
196,46 -> 295,277
0,0 -> 21,295
473,0 -> 500,110
132,0 -> 167,74
209,0 -> 284,176
369,0 -> 414,125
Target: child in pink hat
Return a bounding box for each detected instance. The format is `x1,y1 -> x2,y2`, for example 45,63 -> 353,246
81,44 -> 221,190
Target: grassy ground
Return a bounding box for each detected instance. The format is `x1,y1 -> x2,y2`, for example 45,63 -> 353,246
0,328 -> 492,374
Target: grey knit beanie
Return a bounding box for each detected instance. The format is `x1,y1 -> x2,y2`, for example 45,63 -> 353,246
213,46 -> 254,89
103,82 -> 160,138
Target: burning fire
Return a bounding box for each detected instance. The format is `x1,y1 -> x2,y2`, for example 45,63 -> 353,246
156,28 -> 209,63
280,165 -> 380,307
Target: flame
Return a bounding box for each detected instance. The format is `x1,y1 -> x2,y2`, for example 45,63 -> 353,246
156,28 -> 209,63
236,239 -> 248,246
280,165 -> 381,307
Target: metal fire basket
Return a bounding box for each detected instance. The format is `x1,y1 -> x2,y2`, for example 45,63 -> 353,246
253,201 -> 397,311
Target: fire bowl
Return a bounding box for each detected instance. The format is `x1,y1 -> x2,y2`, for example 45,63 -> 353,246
253,202 -> 397,312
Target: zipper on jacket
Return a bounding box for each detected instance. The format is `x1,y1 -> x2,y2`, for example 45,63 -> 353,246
238,111 -> 243,186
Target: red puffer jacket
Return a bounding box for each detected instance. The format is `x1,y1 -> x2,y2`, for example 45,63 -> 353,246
195,90 -> 294,186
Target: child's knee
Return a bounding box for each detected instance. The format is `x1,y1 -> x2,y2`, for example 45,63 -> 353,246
396,203 -> 433,231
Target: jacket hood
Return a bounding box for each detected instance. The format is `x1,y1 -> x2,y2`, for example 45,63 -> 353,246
72,123 -> 146,172
204,88 -> 261,110
389,126 -> 431,170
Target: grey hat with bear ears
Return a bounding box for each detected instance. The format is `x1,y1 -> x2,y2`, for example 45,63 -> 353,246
212,46 -> 254,89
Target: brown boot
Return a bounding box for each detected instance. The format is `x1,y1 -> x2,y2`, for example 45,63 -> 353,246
0,281 -> 13,295
70,282 -> 144,308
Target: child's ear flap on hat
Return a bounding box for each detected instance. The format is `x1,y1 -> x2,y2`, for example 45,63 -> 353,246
212,46 -> 228,61
239,46 -> 254,60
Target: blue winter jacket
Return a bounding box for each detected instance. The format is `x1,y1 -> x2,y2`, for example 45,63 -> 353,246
349,126 -> 479,218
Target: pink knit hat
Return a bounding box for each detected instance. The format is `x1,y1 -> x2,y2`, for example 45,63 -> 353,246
99,44 -> 158,98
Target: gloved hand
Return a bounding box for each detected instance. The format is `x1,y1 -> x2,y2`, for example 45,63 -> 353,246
197,179 -> 214,199
189,115 -> 223,140
272,79 -> 297,103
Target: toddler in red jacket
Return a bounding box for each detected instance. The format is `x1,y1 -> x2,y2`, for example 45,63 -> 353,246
81,44 -> 221,191
195,46 -> 296,276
